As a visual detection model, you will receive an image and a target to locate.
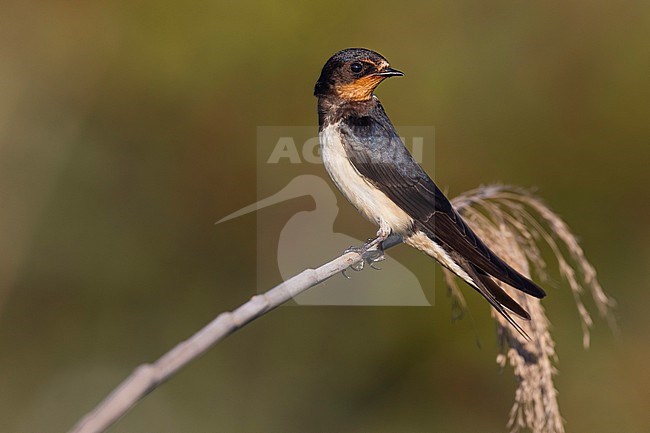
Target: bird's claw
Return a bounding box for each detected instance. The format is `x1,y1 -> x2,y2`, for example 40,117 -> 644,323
364,249 -> 385,270
341,242 -> 385,278
341,246 -> 364,278
344,245 -> 364,255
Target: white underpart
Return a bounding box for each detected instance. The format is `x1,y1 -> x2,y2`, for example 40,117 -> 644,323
405,231 -> 473,285
319,123 -> 413,236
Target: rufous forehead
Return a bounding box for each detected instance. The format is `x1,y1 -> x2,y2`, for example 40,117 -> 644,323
377,60 -> 390,69
359,58 -> 389,69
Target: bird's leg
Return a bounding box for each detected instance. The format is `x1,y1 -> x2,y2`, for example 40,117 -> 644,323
341,228 -> 391,277
364,226 -> 391,251
363,227 -> 389,268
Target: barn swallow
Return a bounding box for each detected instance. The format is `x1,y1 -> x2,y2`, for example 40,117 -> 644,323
314,48 -> 546,334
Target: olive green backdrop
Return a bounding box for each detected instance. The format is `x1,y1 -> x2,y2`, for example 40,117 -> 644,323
1,1 -> 648,432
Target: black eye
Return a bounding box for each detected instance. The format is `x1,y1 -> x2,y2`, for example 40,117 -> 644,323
350,62 -> 363,73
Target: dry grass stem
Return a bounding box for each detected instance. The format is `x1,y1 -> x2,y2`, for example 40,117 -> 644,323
69,185 -> 614,433
448,185 -> 616,433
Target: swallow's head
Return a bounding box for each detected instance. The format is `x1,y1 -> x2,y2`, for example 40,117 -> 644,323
314,48 -> 403,101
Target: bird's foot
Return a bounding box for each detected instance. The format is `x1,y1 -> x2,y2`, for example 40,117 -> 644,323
364,248 -> 385,270
343,246 -> 366,276
342,237 -> 387,278
342,246 -> 361,278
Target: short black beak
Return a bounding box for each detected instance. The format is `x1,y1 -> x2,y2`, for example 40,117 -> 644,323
376,67 -> 404,77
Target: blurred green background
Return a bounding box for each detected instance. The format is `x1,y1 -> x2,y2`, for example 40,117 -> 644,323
1,1 -> 648,432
